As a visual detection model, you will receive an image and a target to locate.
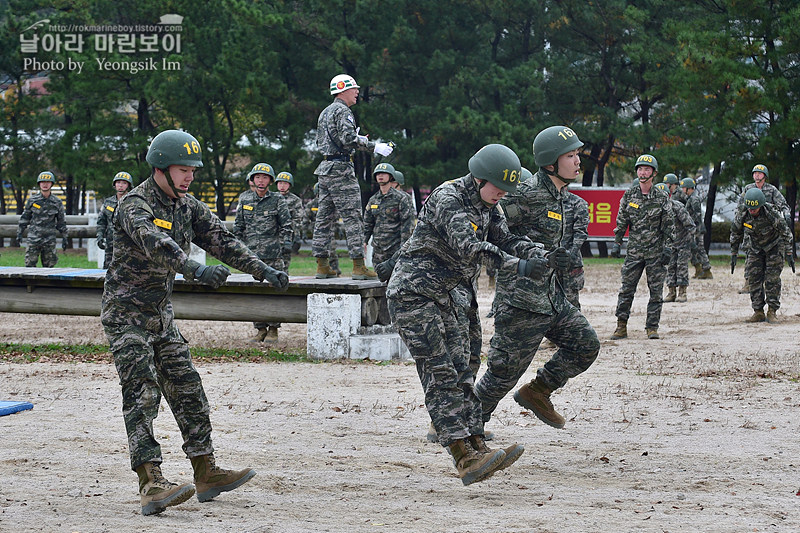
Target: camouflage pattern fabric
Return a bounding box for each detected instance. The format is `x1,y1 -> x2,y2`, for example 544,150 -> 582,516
312,98 -> 375,259
613,182 -> 674,328
731,203 -> 792,311
387,174 -> 541,446
559,191 -> 589,308
476,170 -> 599,420
101,176 -> 270,470
450,277 -> 482,378
233,189 -> 293,261
18,191 -> 67,267
682,191 -> 712,270
364,187 -> 415,265
305,196 -> 339,271
666,198 -> 695,288
280,191 -> 305,270
737,182 -> 790,224
254,257 -> 286,330
96,195 -> 120,269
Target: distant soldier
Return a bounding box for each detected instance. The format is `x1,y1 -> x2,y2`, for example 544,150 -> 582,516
312,73 -> 393,279
730,188 -> 793,323
17,171 -> 68,268
233,163 -> 293,343
610,154 -> 674,340
560,190 -> 589,309
656,180 -> 695,303
102,130 -> 288,516
363,162 -> 415,266
275,171 -> 304,271
675,177 -> 713,279
305,182 -> 340,275
96,171 -> 134,268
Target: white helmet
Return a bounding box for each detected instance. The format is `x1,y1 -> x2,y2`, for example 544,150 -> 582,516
330,74 -> 359,95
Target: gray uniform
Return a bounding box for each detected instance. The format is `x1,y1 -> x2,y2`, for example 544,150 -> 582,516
101,176 -> 269,470
613,182 -> 675,329
364,187 -> 415,265
280,191 -> 304,270
559,192 -> 589,309
387,175 -> 539,447
730,203 -> 792,312
666,198 -> 696,288
312,98 -> 375,259
96,195 -> 120,269
17,192 -> 67,268
475,171 -> 600,423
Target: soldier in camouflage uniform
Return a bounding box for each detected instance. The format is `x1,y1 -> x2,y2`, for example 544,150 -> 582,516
475,127 -> 600,432
17,171 -> 68,267
730,188 -> 793,323
656,180 -> 695,303
559,190 -> 589,309
101,130 -> 288,516
233,163 -> 293,343
609,154 -> 675,340
305,182 -> 341,274
675,177 -> 713,279
96,171 -> 133,268
275,171 -> 305,271
312,74 -> 394,280
388,144 -> 543,485
735,164 -> 791,293
364,162 -> 415,265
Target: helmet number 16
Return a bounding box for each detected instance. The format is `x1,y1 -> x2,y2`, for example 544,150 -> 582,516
183,141 -> 201,154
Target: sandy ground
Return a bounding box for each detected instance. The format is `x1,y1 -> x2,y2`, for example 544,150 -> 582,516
2,263 -> 800,533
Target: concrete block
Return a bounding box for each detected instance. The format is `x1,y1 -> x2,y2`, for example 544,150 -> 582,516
307,293 -> 361,359
349,333 -> 411,361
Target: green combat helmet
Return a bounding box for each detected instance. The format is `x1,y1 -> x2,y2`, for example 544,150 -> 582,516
276,172 -> 294,187
520,167 -> 533,182
146,130 -> 204,169
113,171 -> 133,187
373,162 -> 396,181
394,170 -> 405,186
37,171 -> 55,183
533,126 -> 583,167
752,164 -> 769,177
744,187 -> 766,209
247,163 -> 275,181
655,182 -> 667,192
664,173 -> 679,185
468,143 -> 521,192
680,177 -> 696,189
635,154 -> 658,172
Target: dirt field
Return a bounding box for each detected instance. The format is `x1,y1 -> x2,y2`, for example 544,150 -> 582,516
2,263 -> 800,533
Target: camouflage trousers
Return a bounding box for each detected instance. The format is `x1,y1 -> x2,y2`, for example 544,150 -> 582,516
372,243 -> 401,268
313,171 -> 365,259
25,240 -> 58,267
691,233 -> 711,270
255,257 -> 286,329
559,267 -> 585,309
281,251 -> 292,273
451,283 -> 482,378
389,292 -> 484,446
614,256 -> 667,329
667,243 -> 691,287
102,243 -> 114,269
745,246 -> 784,311
104,321 -> 213,471
475,299 -> 599,422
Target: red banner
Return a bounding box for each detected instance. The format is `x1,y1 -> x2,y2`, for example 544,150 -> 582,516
569,187 -> 627,238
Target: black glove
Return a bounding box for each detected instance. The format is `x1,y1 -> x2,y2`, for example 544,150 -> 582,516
193,263 -> 231,289
282,240 -> 293,255
256,264 -> 289,291
62,238 -> 69,251
291,241 -> 301,254
96,236 -> 106,250
660,247 -> 672,265
609,242 -> 621,258
374,258 -> 396,283
787,253 -> 795,274
730,253 -> 737,274
545,246 -> 570,271
517,257 -> 548,280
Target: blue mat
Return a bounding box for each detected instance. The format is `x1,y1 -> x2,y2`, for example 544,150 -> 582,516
0,401 -> 34,416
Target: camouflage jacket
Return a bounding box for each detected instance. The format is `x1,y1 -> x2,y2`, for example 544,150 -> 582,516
682,191 -> 705,235
562,191 -> 589,270
280,191 -> 305,244
614,182 -> 674,260
737,182 -> 790,224
730,203 -> 792,255
669,198 -> 696,246
364,187 -> 415,258
495,170 -> 570,315
101,176 -> 266,331
96,195 -> 120,240
304,197 -> 319,238
313,98 -> 374,176
18,192 -> 67,243
233,190 -> 293,259
387,175 -> 540,305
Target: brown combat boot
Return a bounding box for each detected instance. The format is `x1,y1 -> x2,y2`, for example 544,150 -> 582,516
610,318 -> 627,340
676,286 -> 687,302
448,439 -> 505,486
766,307 -> 779,323
135,462 -> 195,516
352,257 -> 378,280
468,435 -> 524,473
264,326 -> 279,342
646,328 -> 660,339
514,379 -> 565,428
746,308 -> 766,323
249,327 -> 268,343
738,281 -> 750,294
699,267 -> 713,279
692,263 -> 703,278
664,286 -> 676,302
315,257 -> 338,279
191,454 -> 256,502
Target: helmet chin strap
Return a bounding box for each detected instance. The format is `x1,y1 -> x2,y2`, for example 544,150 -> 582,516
544,163 -> 576,184
162,168 -> 185,198
474,178 -> 496,208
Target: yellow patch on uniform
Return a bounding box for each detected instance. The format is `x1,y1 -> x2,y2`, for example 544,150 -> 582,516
153,218 -> 172,230
470,222 -> 478,232
743,222 -> 753,229
242,205 -> 254,211
547,211 -> 562,220
371,204 -> 379,209
32,203 -> 41,209
106,205 -> 115,212
629,202 -> 639,209
311,207 -> 318,212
